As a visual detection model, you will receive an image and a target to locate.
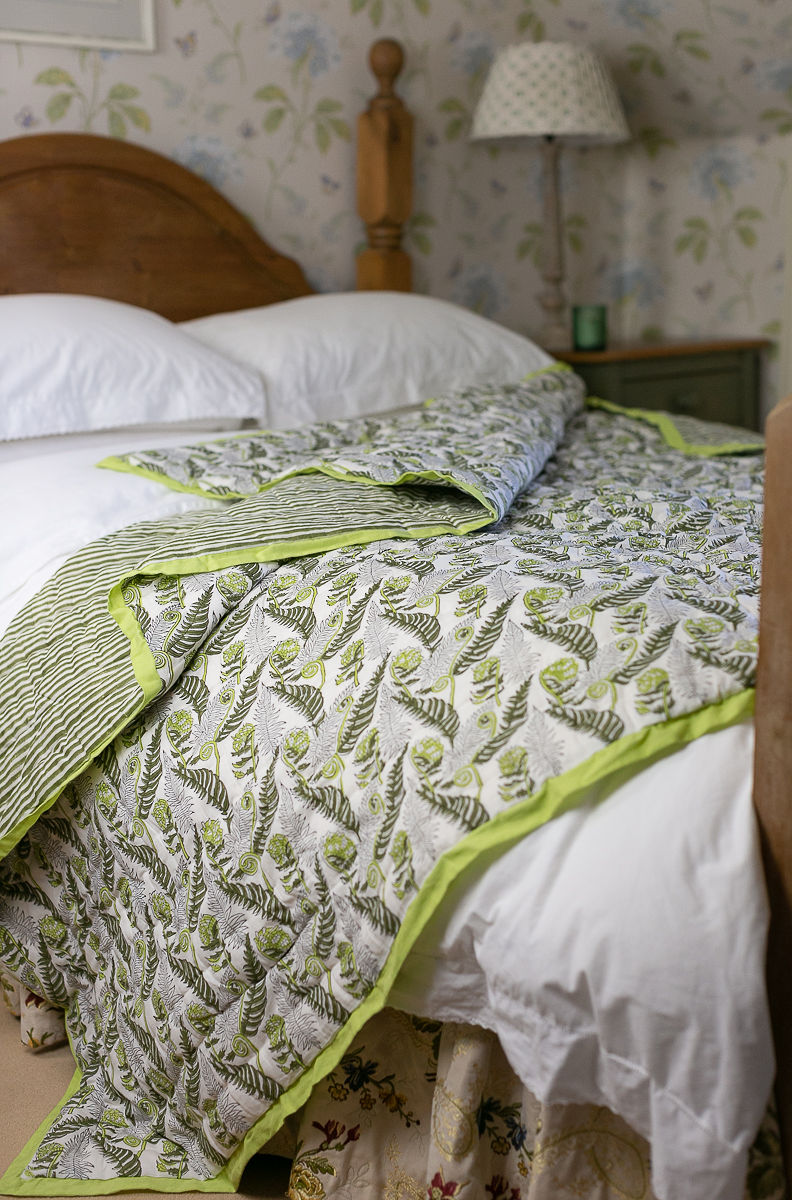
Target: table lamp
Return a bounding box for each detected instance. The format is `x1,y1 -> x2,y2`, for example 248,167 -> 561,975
471,41 -> 629,350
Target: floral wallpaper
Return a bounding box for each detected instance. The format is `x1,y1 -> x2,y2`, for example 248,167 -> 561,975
0,0 -> 789,412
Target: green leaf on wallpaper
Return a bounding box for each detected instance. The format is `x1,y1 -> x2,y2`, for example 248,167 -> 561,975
627,44 -> 665,77
351,0 -> 367,11
736,226 -> 757,247
329,119 -> 351,140
208,53 -> 236,83
565,213 -> 586,254
760,108 -> 792,135
439,98 -> 466,113
734,208 -> 762,222
151,74 -> 184,108
45,93 -> 72,122
35,68 -> 76,88
412,0 -> 430,14
517,221 -> 542,265
264,108 -> 287,133
636,127 -> 677,158
444,117 -> 466,141
316,99 -> 343,113
517,11 -> 545,41
315,123 -> 331,154
675,218 -> 710,263
108,83 -> 139,101
407,213 -> 435,256
255,85 -> 289,102
121,105 -> 151,132
673,30 -> 710,61
370,0 -> 384,25
108,109 -> 127,140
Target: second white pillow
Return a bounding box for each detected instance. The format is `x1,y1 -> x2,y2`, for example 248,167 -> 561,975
181,291 -> 554,428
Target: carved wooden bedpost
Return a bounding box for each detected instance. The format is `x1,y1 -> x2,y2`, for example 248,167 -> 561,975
356,38 -> 413,292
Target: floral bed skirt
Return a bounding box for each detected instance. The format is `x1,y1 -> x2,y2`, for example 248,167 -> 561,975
1,970 -> 783,1200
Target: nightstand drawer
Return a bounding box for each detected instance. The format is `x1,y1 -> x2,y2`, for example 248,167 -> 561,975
616,369 -> 745,427
560,341 -> 766,432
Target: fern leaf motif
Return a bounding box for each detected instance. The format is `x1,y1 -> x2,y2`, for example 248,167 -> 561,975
453,598 -> 512,676
381,607 -> 441,652
373,750 -> 406,861
174,764 -> 231,816
524,618 -> 597,665
295,779 -> 360,834
394,690 -> 459,743
164,589 -> 213,660
337,657 -> 388,754
549,703 -> 625,744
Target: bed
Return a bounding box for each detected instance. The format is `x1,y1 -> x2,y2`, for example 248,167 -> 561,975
0,36 -> 788,1200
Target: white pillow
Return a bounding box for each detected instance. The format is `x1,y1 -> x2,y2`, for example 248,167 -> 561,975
0,294 -> 267,441
180,291 -> 555,427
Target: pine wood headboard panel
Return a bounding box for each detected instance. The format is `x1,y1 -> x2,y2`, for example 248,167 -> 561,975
0,39 -> 413,320
0,132 -> 314,321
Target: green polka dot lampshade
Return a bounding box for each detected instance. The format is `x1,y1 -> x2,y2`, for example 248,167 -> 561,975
471,41 -> 629,143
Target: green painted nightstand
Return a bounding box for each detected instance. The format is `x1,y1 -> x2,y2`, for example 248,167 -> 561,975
552,338 -> 769,432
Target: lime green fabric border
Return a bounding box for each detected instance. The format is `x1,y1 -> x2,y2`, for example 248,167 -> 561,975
0,508 -> 493,866
108,513 -> 492,694
99,361 -> 570,501
0,687 -> 754,1196
585,396 -> 764,457
523,361 -> 573,379
98,455 -> 209,497
99,456 -> 497,511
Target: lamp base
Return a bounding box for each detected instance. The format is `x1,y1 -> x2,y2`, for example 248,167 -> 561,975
537,139 -> 571,353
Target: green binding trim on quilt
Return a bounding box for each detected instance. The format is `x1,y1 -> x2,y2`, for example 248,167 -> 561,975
100,363 -> 574,502
0,686 -> 753,1196
108,513 -> 495,695
99,456 -> 496,512
586,396 -> 765,457
97,454 -> 219,498
523,361 -> 573,379
0,505 -> 494,867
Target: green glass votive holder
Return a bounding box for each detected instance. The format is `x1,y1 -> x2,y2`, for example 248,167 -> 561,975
572,304 -> 608,351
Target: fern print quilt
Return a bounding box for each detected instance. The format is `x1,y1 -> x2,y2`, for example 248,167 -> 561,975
0,370 -> 763,1193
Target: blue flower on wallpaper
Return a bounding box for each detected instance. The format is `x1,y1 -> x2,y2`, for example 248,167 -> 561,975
606,260 -> 664,308
689,144 -> 753,201
450,31 -> 494,80
173,135 -> 241,190
600,0 -> 669,30
756,59 -> 792,93
269,12 -> 341,78
451,264 -> 507,318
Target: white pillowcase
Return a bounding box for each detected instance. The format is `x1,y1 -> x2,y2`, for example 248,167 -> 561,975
0,294 -> 267,441
181,291 -> 554,427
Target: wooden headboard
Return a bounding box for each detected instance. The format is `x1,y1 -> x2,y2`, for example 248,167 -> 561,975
0,38 -> 413,321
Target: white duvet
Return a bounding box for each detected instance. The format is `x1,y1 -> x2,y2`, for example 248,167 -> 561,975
0,430 -> 773,1200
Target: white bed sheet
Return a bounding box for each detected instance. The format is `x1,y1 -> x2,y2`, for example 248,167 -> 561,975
0,427 -> 224,640
391,720 -> 772,1200
0,431 -> 773,1200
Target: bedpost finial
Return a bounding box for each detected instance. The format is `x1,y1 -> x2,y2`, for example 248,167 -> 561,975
369,38 -> 404,99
